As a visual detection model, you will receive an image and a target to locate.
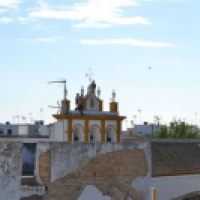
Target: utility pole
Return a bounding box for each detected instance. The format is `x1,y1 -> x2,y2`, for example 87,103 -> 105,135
194,112 -> 197,127
138,109 -> 141,125
133,116 -> 137,124
48,79 -> 67,141
40,108 -> 43,121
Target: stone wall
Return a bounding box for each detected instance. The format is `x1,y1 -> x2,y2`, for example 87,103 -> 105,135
0,142 -> 22,200
35,141 -> 151,200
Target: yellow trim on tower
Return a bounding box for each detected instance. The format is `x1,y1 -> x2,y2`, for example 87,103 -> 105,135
101,120 -> 105,142
84,119 -> 89,142
117,119 -> 121,142
53,114 -> 126,143
68,118 -> 72,142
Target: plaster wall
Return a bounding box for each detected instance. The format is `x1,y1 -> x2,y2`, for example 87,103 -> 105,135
53,121 -> 68,141
0,124 -> 18,135
0,142 -> 22,200
39,125 -> 49,136
133,125 -> 159,136
36,141 -> 151,200
72,120 -> 84,128
105,120 -> 117,129
18,126 -> 29,135
86,97 -> 99,111
151,174 -> 200,200
89,120 -> 101,128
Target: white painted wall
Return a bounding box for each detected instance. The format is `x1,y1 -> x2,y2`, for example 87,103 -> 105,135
151,174 -> 200,200
89,126 -> 100,141
106,127 -> 116,142
72,120 -> 84,128
86,97 -> 99,111
89,120 -> 100,128
0,124 -> 50,136
39,125 -> 49,136
78,185 -> 111,200
73,126 -> 84,141
133,124 -> 159,136
18,125 -> 28,135
105,120 -> 116,129
53,121 -> 67,141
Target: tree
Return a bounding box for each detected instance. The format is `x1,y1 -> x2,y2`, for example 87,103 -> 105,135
151,120 -> 199,139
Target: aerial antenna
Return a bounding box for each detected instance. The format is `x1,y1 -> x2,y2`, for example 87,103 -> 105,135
48,79 -> 67,101
16,116 -> 19,124
85,68 -> 94,83
29,113 -> 32,123
40,108 -> 43,121
48,102 -> 62,115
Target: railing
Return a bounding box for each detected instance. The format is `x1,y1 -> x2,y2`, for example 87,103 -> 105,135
21,185 -> 45,197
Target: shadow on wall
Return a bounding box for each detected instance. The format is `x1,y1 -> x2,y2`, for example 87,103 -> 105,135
78,185 -> 111,200
21,143 -> 36,176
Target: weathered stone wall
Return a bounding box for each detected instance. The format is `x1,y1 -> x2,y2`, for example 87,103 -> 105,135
35,141 -> 151,200
0,142 -> 22,200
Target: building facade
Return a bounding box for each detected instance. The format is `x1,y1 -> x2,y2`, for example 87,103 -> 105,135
0,121 -> 49,136
52,81 -> 126,142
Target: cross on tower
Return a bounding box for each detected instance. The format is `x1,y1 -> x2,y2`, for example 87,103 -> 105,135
85,68 -> 94,83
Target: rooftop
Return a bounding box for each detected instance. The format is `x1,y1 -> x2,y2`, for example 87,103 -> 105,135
152,140 -> 200,177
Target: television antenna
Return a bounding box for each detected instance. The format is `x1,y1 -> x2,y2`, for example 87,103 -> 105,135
48,101 -> 62,114
48,79 -> 67,102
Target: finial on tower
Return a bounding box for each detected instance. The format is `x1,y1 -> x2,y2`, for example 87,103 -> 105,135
85,68 -> 94,83
97,87 -> 101,97
110,90 -> 116,102
81,86 -> 84,96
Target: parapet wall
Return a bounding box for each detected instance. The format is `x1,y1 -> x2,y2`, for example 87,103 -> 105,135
35,141 -> 151,200
0,142 -> 22,200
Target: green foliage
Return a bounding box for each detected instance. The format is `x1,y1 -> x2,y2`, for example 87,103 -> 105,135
151,120 -> 199,139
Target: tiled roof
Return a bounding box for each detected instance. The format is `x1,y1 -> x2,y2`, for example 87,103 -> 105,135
172,191 -> 200,200
152,140 -> 200,177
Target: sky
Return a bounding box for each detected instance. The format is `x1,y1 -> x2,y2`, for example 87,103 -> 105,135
1,0 -> 200,129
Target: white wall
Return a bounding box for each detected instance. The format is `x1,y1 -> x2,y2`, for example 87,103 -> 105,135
39,125 -> 49,136
105,120 -> 116,129
133,124 -> 158,136
151,174 -> 200,200
18,125 -> 28,135
53,121 -> 67,141
89,120 -> 100,128
72,120 -> 84,128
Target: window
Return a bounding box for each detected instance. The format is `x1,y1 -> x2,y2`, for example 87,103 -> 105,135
7,129 -> 12,135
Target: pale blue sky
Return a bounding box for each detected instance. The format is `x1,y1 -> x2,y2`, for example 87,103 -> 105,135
0,0 -> 200,128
